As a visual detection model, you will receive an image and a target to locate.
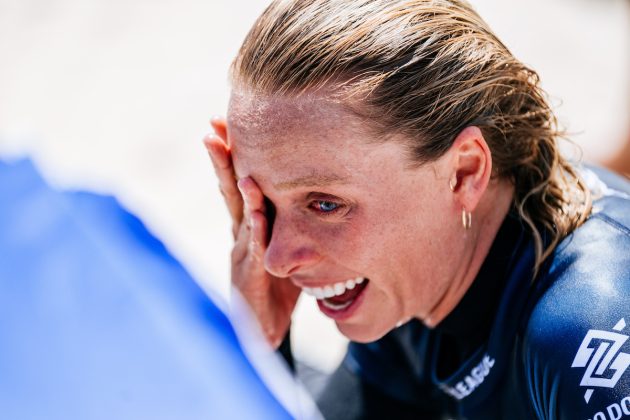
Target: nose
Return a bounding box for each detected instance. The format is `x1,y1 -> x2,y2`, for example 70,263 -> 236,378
263,214 -> 321,278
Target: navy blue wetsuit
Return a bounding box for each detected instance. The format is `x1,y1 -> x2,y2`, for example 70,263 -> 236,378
316,168 -> 630,420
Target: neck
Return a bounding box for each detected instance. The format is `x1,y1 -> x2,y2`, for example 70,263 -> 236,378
423,180 -> 515,328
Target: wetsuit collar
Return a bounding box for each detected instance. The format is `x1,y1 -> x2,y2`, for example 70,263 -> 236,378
435,211 -> 525,358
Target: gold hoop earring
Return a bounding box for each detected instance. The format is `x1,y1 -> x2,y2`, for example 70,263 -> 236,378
462,208 -> 472,229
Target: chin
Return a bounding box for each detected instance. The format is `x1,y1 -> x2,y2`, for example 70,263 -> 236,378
336,321 -> 393,343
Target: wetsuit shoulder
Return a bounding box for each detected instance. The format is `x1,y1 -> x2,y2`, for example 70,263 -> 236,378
522,180 -> 630,420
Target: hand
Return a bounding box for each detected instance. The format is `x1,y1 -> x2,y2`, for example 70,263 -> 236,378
204,117 -> 301,348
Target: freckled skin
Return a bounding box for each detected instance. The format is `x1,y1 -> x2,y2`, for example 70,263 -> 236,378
226,91 -> 511,343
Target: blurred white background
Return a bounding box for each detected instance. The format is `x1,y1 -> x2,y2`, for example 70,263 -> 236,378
1,0 -> 629,373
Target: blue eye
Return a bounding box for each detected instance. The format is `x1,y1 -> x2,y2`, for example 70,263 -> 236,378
308,196 -> 348,218
317,200 -> 339,213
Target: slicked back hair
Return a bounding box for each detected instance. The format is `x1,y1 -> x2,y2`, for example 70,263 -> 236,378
231,0 -> 592,275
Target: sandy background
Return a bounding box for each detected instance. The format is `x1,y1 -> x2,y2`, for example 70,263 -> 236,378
1,0 -> 629,372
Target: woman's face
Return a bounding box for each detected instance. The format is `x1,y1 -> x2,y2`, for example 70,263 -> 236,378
227,92 -> 465,342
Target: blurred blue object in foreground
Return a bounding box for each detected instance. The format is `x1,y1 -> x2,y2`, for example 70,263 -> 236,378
0,159 -> 304,420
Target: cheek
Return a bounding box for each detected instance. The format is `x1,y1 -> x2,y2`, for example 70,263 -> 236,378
312,220 -> 364,256
364,197 -> 450,279
294,212 -> 375,267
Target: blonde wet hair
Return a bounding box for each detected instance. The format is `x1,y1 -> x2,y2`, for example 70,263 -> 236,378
230,0 -> 591,275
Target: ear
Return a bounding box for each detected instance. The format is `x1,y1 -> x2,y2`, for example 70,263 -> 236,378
446,126 -> 492,213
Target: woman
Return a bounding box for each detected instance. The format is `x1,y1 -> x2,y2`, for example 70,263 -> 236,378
205,1 -> 630,418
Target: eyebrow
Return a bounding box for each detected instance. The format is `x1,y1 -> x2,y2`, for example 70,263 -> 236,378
273,174 -> 349,190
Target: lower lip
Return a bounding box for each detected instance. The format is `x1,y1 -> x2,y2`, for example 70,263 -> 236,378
316,282 -> 368,321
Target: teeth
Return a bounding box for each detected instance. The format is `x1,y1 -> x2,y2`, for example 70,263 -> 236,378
313,288 -> 325,300
321,299 -> 353,311
334,283 -> 345,295
301,277 -> 366,299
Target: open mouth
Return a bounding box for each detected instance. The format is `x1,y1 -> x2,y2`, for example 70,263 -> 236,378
302,277 -> 369,318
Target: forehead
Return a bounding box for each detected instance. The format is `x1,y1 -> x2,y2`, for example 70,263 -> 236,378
227,93 -> 358,184
227,91 -> 366,148
225,91 -> 423,191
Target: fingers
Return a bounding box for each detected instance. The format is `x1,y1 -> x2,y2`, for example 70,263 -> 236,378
232,177 -> 269,265
239,177 -> 269,265
237,177 -> 266,215
238,177 -> 268,248
231,218 -> 250,265
204,134 -> 244,235
232,208 -> 268,264
210,116 -> 228,143
204,134 -> 230,171
248,210 -> 268,263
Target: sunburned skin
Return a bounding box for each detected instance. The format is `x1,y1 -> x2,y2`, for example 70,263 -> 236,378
218,90 -> 514,343
227,91 -> 367,150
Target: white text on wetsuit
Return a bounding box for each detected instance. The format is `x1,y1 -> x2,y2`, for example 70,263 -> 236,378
442,354 -> 495,400
589,395 -> 630,420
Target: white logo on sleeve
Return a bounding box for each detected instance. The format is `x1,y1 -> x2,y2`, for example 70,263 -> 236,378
571,318 -> 630,404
